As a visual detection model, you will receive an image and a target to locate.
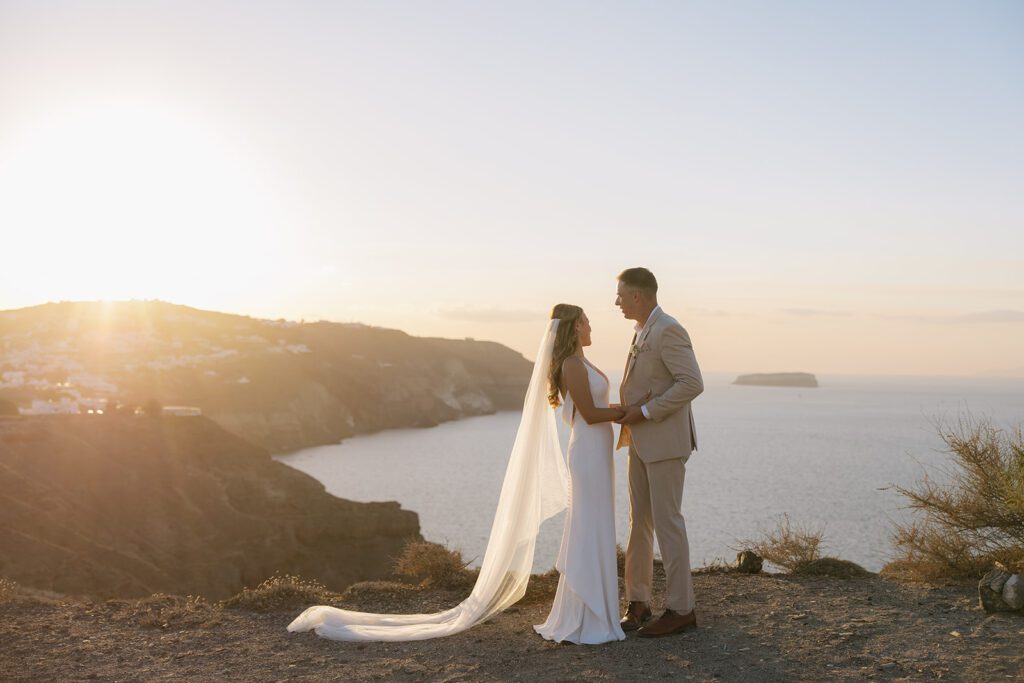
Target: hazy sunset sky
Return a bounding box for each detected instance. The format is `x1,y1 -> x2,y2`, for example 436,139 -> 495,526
2,1 -> 1022,377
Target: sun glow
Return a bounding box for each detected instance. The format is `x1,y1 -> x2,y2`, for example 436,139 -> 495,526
1,98 -> 295,306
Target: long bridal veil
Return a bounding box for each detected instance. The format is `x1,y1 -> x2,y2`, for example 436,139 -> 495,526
287,319 -> 569,641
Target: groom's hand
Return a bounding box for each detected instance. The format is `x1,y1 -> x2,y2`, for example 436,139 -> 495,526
616,405 -> 647,425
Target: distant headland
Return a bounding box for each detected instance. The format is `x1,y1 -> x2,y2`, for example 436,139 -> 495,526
733,372 -> 819,388
0,300 -> 533,454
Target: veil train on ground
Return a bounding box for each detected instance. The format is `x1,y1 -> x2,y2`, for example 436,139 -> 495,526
286,319 -> 568,642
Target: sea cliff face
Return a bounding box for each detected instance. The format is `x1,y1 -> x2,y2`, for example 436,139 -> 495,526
0,301 -> 533,454
0,415 -> 421,599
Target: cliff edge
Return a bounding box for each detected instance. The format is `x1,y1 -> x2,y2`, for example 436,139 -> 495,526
0,414 -> 421,599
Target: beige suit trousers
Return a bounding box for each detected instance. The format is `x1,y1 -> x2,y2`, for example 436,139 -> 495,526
625,443 -> 695,613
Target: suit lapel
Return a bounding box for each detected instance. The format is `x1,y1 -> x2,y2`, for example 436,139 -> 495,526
621,332 -> 637,388
622,307 -> 664,387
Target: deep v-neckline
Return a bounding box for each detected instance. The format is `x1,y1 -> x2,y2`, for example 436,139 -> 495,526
581,357 -> 609,384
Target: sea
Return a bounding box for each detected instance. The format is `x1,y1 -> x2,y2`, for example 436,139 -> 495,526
275,373 -> 1024,573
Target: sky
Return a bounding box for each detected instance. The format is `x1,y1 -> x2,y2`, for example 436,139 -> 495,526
1,1 -> 1022,377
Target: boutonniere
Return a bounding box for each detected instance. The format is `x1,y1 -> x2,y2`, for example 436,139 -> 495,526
629,342 -> 650,358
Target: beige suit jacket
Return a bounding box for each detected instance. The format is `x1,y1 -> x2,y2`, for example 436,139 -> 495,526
617,308 -> 704,463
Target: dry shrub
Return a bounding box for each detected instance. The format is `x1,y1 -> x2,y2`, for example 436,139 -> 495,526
693,558 -> 735,575
393,541 -> 477,590
521,568 -> 560,605
0,577 -> 17,603
338,580 -> 427,613
342,580 -> 421,602
884,417 -> 1024,581
222,574 -> 340,613
117,593 -> 218,628
791,558 -> 871,579
737,513 -> 825,572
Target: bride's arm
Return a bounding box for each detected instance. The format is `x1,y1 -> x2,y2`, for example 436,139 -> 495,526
562,357 -> 624,425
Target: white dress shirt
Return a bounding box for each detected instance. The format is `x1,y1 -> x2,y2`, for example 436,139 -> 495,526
633,305 -> 661,420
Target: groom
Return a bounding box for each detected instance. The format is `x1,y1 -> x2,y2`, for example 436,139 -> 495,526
614,267 -> 704,637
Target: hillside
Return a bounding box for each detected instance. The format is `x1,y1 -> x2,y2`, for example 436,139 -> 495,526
0,300 -> 533,453
0,414 -> 420,599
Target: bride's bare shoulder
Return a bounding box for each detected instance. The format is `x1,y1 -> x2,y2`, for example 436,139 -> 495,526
561,356 -> 584,371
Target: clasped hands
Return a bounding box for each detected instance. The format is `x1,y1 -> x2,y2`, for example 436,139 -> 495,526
611,390 -> 652,426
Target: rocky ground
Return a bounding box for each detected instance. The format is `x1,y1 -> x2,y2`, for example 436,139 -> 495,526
2,564 -> 1022,682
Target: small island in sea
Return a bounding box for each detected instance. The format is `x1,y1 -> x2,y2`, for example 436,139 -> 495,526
733,372 -> 819,388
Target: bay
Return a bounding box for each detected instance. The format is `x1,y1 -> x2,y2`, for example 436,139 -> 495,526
276,373 -> 1024,572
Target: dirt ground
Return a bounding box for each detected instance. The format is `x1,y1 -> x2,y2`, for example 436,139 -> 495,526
2,568 -> 1022,682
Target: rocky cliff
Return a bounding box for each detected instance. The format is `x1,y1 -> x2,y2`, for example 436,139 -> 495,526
0,300 -> 533,453
0,414 -> 421,599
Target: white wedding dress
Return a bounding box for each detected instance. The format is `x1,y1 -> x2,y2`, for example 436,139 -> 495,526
287,320 -> 571,642
534,359 -> 625,645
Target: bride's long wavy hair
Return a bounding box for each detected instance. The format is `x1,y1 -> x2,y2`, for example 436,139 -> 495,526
548,303 -> 584,408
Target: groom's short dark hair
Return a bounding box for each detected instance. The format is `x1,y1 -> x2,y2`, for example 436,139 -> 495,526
618,267 -> 658,295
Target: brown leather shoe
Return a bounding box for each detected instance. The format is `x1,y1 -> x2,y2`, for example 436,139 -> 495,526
620,601 -> 652,632
637,609 -> 697,637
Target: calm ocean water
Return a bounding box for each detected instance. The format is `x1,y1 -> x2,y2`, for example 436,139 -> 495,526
276,373 -> 1024,572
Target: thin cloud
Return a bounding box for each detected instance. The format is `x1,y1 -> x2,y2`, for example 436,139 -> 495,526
879,309 -> 1024,324
436,306 -> 539,323
780,308 -> 852,318
686,307 -> 735,318
955,309 -> 1024,323
877,313 -> 937,323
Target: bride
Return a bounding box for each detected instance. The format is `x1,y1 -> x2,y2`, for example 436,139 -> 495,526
287,304 -> 627,645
